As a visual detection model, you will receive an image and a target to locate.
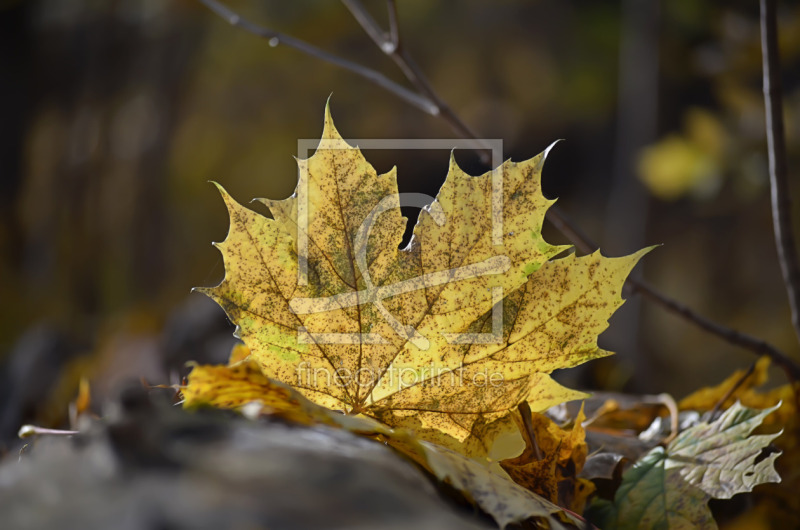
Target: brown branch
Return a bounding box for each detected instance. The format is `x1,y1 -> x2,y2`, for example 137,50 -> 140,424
197,0 -> 800,382
545,205 -> 599,255
761,0 -> 800,345
545,200 -> 800,382
634,282 -> 800,381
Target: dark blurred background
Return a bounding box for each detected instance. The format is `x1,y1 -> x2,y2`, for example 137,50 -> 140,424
2,0 -> 800,448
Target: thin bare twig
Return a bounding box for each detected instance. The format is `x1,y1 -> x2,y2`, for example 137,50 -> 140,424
197,0 -> 800,382
341,0 -> 387,50
545,206 -> 601,255
197,0 -> 436,115
709,361 -> 757,420
341,0 -> 493,163
761,0 -> 800,345
385,0 -> 399,52
18,425 -> 79,438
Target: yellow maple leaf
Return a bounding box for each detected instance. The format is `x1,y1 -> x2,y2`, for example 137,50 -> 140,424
196,103 -> 647,456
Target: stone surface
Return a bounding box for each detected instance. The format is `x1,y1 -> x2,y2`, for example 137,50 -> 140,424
0,389 -> 490,530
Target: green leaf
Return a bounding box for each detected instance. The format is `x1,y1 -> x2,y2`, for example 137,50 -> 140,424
589,402 -> 782,530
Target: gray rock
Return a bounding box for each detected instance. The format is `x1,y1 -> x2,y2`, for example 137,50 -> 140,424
0,389 -> 490,530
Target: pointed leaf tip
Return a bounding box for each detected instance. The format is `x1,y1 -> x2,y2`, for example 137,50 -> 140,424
447,149 -> 462,173
209,180 -> 229,198
541,140 -> 562,161
210,182 -> 242,217
321,98 -> 341,141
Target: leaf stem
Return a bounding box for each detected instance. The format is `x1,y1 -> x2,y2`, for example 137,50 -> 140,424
517,401 -> 543,461
761,0 -> 800,345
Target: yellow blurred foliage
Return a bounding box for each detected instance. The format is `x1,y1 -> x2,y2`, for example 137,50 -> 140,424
638,108 -> 727,200
679,356 -> 771,412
